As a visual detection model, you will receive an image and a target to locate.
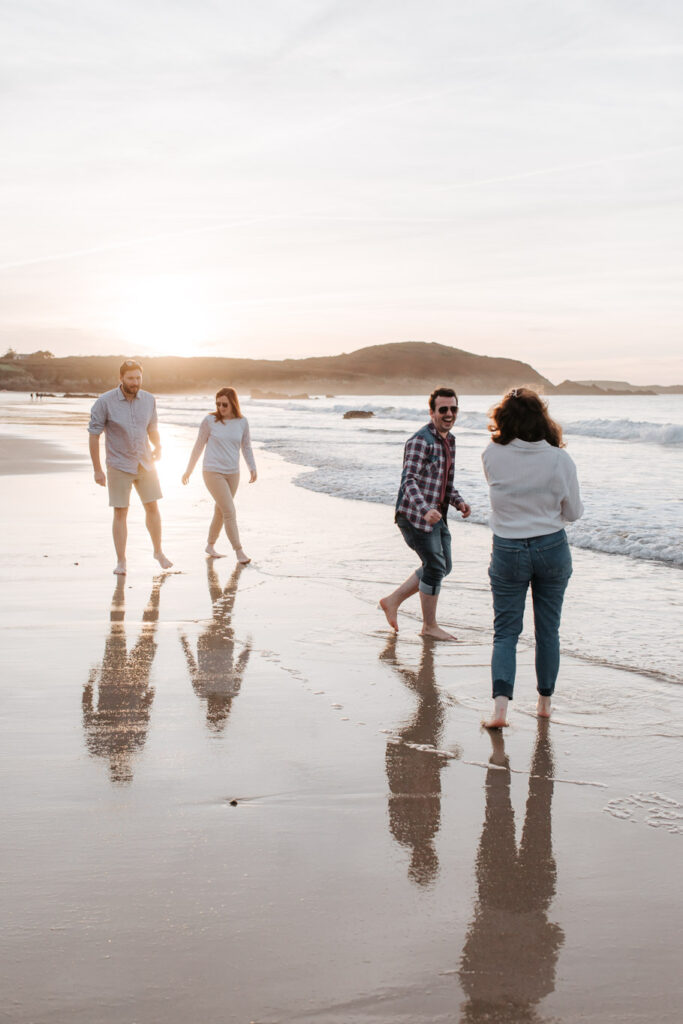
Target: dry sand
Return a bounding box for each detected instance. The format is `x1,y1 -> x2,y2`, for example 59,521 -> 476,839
1,410 -> 682,1024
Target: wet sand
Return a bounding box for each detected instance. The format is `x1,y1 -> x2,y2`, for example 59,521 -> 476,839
0,434 -> 87,474
1,403 -> 682,1024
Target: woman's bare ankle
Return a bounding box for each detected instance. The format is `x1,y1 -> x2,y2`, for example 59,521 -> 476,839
536,695 -> 552,718
483,695 -> 510,729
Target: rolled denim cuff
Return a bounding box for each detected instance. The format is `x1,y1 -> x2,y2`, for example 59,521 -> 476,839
492,678 -> 514,700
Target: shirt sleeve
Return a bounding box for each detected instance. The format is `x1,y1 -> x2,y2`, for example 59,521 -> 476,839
481,447 -> 490,482
402,436 -> 432,518
559,452 -> 584,522
147,396 -> 158,433
87,396 -> 107,435
240,419 -> 256,473
185,417 -> 211,474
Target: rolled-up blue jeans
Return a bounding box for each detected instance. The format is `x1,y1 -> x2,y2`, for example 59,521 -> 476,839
488,530 -> 572,700
396,513 -> 452,595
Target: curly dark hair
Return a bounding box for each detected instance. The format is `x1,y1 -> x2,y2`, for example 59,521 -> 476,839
428,386 -> 458,412
488,387 -> 564,447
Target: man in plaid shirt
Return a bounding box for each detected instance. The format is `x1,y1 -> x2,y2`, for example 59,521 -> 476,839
380,387 -> 471,640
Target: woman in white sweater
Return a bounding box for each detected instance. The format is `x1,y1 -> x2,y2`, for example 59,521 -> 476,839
182,387 -> 257,564
481,388 -> 583,727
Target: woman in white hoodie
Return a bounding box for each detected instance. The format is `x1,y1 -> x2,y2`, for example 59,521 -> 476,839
481,388 -> 583,727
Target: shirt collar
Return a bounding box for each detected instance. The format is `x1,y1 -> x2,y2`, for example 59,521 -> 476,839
117,384 -> 138,401
427,422 -> 452,442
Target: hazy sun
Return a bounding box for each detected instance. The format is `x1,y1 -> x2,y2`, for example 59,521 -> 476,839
116,278 -> 218,357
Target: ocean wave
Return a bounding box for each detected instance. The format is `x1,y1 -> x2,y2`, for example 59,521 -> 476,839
165,397 -> 682,446
564,418 -> 683,445
565,523 -> 683,566
285,464 -> 683,567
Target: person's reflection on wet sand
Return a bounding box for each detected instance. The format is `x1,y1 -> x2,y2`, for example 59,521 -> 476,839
179,562 -> 251,733
82,574 -> 167,785
459,723 -> 564,1024
381,635 -> 448,888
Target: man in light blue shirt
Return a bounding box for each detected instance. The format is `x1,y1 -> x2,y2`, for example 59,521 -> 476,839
88,359 -> 173,575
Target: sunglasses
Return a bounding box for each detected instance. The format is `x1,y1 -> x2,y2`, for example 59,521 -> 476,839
437,405 -> 458,414
216,400 -> 231,407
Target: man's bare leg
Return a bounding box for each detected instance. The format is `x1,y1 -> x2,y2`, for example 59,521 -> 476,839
483,695 -> 510,729
379,572 -> 420,631
112,507 -> 128,575
144,501 -> 173,570
536,695 -> 552,718
419,592 -> 456,641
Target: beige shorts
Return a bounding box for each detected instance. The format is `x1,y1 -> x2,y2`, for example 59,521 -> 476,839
107,465 -> 163,508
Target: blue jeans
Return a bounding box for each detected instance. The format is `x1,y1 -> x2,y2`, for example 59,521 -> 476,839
396,513 -> 452,595
489,530 -> 572,700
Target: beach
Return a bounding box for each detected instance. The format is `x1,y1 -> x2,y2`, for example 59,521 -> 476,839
2,394 -> 682,1024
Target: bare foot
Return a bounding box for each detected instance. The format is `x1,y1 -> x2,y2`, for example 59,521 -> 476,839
483,696 -> 510,729
205,544 -> 226,559
421,625 -> 456,641
113,560 -> 127,576
236,548 -> 251,565
154,550 -> 173,570
379,597 -> 399,632
536,695 -> 552,718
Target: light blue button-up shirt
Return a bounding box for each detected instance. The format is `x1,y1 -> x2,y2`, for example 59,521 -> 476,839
88,386 -> 159,473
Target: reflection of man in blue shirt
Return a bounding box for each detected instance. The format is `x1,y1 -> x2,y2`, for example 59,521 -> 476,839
88,359 -> 173,576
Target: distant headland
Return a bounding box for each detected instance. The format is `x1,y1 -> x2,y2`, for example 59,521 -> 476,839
1,343 -> 681,396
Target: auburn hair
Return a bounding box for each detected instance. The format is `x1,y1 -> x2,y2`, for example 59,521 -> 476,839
488,387 -> 564,447
213,386 -> 242,422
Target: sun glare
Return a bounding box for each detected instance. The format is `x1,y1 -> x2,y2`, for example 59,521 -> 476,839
116,279 -> 217,357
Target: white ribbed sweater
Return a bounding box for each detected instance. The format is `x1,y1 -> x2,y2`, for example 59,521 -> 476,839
482,438 -> 583,538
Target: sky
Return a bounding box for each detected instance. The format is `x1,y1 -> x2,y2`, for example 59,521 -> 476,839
1,0 -> 682,385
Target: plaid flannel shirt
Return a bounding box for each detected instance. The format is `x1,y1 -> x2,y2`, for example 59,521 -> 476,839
395,422 -> 464,532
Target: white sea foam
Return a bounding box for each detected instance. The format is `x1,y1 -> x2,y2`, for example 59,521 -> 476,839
604,793 -> 683,834
564,418 -> 683,445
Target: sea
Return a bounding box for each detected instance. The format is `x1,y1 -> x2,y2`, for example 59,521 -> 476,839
158,391 -> 683,687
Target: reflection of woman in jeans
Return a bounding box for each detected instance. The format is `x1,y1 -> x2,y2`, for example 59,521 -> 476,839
182,387 -> 257,564
481,388 -> 583,727
459,724 -> 564,1021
